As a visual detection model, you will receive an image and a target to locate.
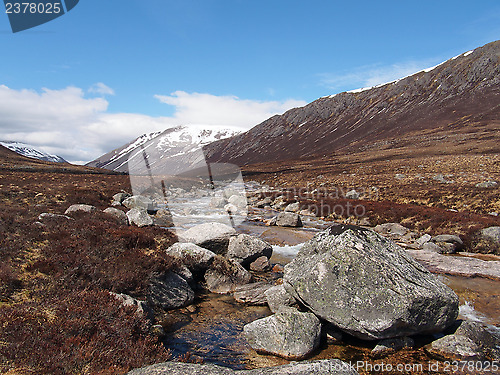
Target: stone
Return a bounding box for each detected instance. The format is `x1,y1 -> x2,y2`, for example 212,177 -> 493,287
38,212 -> 73,221
165,242 -> 216,273
112,192 -> 131,204
422,242 -> 449,254
103,207 -> 128,225
179,222 -> 236,254
110,292 -> 152,318
249,256 -> 271,272
233,282 -> 274,305
64,204 -> 96,215
243,310 -> 321,359
173,264 -> 193,284
228,194 -> 247,210
473,226 -> 500,254
284,202 -> 300,212
147,271 -> 194,310
416,233 -> 432,246
371,337 -> 414,357
264,284 -> 296,313
283,224 -> 459,340
122,195 -> 153,210
475,181 -> 498,188
127,360 -> 359,375
454,320 -> 500,360
345,189 -> 360,200
210,196 -> 227,208
395,173 -> 406,180
373,222 -> 409,237
255,197 -> 273,208
153,208 -> 174,227
204,256 -> 252,294
273,212 -> 302,227
432,234 -> 464,252
226,234 -> 273,268
425,335 -> 481,361
126,208 -> 154,227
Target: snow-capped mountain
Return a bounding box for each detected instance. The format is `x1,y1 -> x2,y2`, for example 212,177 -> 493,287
87,125 -> 241,173
0,141 -> 67,163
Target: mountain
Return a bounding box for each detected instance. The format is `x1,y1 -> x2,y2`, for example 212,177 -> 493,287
87,125 -> 241,173
204,40 -> 500,166
0,141 -> 67,163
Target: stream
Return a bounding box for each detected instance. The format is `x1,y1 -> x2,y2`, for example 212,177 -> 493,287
161,201 -> 500,370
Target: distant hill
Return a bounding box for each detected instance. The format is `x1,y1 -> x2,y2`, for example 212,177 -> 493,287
204,40 -> 500,166
0,141 -> 67,163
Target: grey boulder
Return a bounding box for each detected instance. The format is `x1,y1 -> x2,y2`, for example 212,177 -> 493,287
103,207 -> 129,225
226,234 -> 273,268
264,284 -> 296,313
126,208 -> 153,227
147,271 -> 194,310
64,204 -> 96,215
165,242 -> 216,273
179,222 -> 236,254
473,226 -> 500,254
204,256 -> 252,294
122,195 -> 153,210
273,212 -> 302,227
283,224 -> 459,340
243,310 -> 321,359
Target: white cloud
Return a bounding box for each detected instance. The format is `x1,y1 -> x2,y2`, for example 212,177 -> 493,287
89,82 -> 115,96
155,91 -> 306,129
0,85 -> 305,164
320,59 -> 440,92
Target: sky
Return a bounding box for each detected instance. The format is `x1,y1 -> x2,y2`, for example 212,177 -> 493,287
0,0 -> 499,164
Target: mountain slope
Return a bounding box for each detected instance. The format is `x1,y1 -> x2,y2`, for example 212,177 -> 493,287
0,141 -> 67,163
204,40 -> 500,166
87,125 -> 241,173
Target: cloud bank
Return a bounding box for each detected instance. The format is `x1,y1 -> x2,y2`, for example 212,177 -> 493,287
0,85 -> 306,164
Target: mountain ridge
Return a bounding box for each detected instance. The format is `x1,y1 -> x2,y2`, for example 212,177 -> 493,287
203,40 -> 500,166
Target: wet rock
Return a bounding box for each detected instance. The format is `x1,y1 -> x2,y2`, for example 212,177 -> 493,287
264,284 -> 296,313
283,224 -> 459,340
273,212 -> 303,227
371,337 -> 414,357
204,256 -> 252,294
179,222 -> 236,254
165,242 -> 216,273
233,282 -> 273,305
38,212 -> 73,221
147,271 -> 194,310
64,204 -> 96,215
126,208 -> 154,227
243,310 -> 321,359
472,226 -> 500,255
103,207 -> 128,225
425,335 -> 481,360
226,234 -> 273,268
284,202 -> 300,212
475,181 -> 498,188
122,195 -> 153,210
250,256 -> 271,272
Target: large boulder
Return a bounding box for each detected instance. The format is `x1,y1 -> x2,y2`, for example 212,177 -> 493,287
122,195 -> 153,210
147,272 -> 194,309
264,284 -> 296,313
243,310 -> 321,359
178,222 -> 236,254
283,224 -> 459,340
226,234 -> 273,268
165,242 -> 216,273
126,208 -> 153,227
204,256 -> 252,294
472,226 -> 500,254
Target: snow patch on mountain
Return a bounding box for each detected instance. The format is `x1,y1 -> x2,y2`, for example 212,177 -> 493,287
0,141 -> 67,163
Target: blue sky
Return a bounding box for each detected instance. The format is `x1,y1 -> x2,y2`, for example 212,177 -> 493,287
0,0 -> 499,163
